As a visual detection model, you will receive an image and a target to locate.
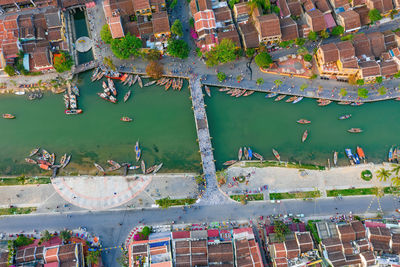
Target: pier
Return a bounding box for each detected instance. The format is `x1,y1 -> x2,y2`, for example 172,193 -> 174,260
189,77 -> 230,205
72,60 -> 98,75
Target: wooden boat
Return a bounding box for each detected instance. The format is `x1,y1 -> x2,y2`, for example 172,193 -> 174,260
243,90 -> 254,97
138,76 -> 143,88
39,164 -> 51,170
145,165 -> 157,174
135,140 -> 140,161
135,140 -> 140,153
339,114 -> 351,120
165,79 -> 172,90
345,148 -> 354,165
129,165 -> 140,170
318,100 -> 332,106
50,153 -> 55,165
178,79 -> 183,91
248,148 -> 253,160
160,78 -> 169,86
333,151 -> 338,166
204,86 -> 211,97
42,149 -> 51,159
121,116 -> 133,122
107,160 -> 121,169
297,119 -> 311,124
286,96 -> 297,103
65,109 -> 82,115
94,163 -> 105,172
316,99 -> 325,103
107,164 -> 121,172
141,160 -> 146,174
124,90 -> 131,102
102,81 -> 108,89
272,149 -> 280,161
338,101 -> 351,105
266,92 -> 278,98
131,75 -> 139,86
71,86 -> 80,96
389,147 -> 394,162
351,102 -> 364,106
29,148 -> 40,157
109,95 -> 117,103
2,114 -> 15,119
244,147 -> 249,160
121,73 -> 129,83
275,95 -> 286,101
62,155 -> 71,168
357,146 -> 365,160
97,72 -> 104,81
172,79 -> 177,90
253,152 -> 263,161
157,78 -> 165,85
37,159 -> 51,166
348,128 -> 363,133
144,80 -> 156,87
395,97 -> 400,101
219,87 -> 230,92
60,154 -> 67,166
136,149 -> 141,162
153,163 -> 163,174
91,68 -> 99,81
238,147 -> 242,161
292,97 -> 303,104
236,90 -> 246,98
302,130 -> 308,143
223,160 -> 237,166
25,158 -> 37,164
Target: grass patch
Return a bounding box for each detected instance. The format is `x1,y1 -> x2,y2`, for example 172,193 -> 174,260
0,176 -> 51,186
0,207 -> 36,215
244,161 -> 325,170
230,193 -> 264,202
327,187 -> 378,197
384,187 -> 400,194
270,190 -> 321,200
155,197 -> 196,209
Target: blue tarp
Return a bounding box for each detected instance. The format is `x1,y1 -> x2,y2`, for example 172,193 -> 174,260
23,54 -> 29,71
149,240 -> 169,248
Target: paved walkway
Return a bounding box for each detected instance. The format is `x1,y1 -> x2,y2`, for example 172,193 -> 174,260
221,162 -> 393,198
189,77 -> 230,205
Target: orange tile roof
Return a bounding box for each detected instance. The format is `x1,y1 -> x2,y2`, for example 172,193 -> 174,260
109,16 -> 124,38
45,247 -> 58,263
194,10 -> 216,33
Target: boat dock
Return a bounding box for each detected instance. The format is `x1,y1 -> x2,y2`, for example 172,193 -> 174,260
189,77 -> 230,204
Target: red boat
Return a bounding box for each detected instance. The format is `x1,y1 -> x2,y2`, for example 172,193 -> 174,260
223,160 -> 237,166
105,74 -> 122,80
65,109 -> 83,115
297,119 -> 311,124
121,116 -> 132,122
2,113 -> 15,119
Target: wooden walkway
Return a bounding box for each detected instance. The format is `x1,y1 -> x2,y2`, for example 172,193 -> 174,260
72,60 -> 98,75
189,77 -> 230,205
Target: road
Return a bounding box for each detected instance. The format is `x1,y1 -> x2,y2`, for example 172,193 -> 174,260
0,195 -> 399,266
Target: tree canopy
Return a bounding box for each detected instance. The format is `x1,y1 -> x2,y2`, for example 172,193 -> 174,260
100,24 -> 113,44
255,51 -> 273,68
205,39 -> 237,67
331,25 -> 344,36
358,87 -> 369,98
171,19 -> 183,37
4,65 -> 15,76
111,33 -> 142,59
303,54 -> 312,62
368,8 -> 382,23
217,72 -> 226,82
167,39 -> 190,59
53,51 -> 73,73
308,31 -> 317,41
146,61 -> 163,79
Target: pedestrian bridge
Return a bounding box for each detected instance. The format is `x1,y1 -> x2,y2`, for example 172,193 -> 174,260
72,60 -> 98,75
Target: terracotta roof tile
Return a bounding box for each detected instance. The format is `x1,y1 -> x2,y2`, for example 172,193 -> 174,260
217,26 -> 240,47
214,6 -> 233,23
353,6 -> 370,25
338,10 -> 361,32
256,13 -> 281,39
287,0 -> 303,16
306,9 -> 326,32
152,11 -> 170,34
133,0 -> 151,12
109,16 -> 124,38
280,17 -> 298,41
367,31 -> 385,58
279,0 -> 291,17
190,0 -> 212,13
359,60 -> 380,77
238,21 -> 259,49
318,43 -> 339,63
315,0 -> 331,12
352,33 -> 372,58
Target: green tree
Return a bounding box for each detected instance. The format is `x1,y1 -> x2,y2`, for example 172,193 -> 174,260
376,168 -> 391,182
41,230 -> 51,242
111,33 -> 142,59
295,38 -> 306,46
341,34 -> 354,41
4,65 -> 15,76
369,8 -> 382,23
247,0 -> 269,13
274,79 -> 283,88
229,0 -> 239,8
391,164 -> 400,187
100,24 -> 113,44
394,70 -> 400,78
167,39 -> 190,59
86,250 -> 101,266
308,31 -> 317,41
217,72 -> 226,82
375,76 -> 383,83
256,78 -> 264,85
246,48 -> 256,58
274,220 -> 290,241
310,74 -> 317,79
331,25 -> 344,36
189,18 -> 195,28
339,88 -> 348,97
254,51 -> 273,68
297,46 -> 307,55
303,54 -> 312,62
169,0 -> 178,9
319,29 -> 330,39
117,250 -> 129,267
142,226 -> 151,237
145,49 -> 161,61
14,235 -> 33,247
53,51 -> 73,73
60,230 -> 71,243
272,5 -> 280,14
171,19 -> 183,37
300,83 -> 308,91
205,39 -> 237,67
378,86 -> 386,95
358,87 -> 369,98
356,79 -> 364,86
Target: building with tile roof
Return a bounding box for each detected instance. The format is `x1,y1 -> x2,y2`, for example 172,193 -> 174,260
305,9 -> 327,32
253,13 -> 281,43
336,10 -> 361,32
366,0 -> 393,13
287,0 -> 303,16
279,17 -> 299,41
366,31 -> 385,58
353,6 -> 371,25
108,15 -> 124,39
238,21 -> 259,49
233,2 -> 250,22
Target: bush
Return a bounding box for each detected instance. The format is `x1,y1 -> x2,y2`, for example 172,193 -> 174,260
4,65 -> 15,76
167,39 -> 190,59
356,79 -> 364,86
189,18 -> 194,28
375,76 -> 383,83
217,72 -> 226,82
53,51 -> 73,73
169,0 -> 177,9
358,88 -> 369,99
310,74 -> 317,79
369,8 -> 382,23
308,31 -> 317,41
378,86 -> 386,95
255,52 -> 273,68
256,78 -> 264,85
331,25 -> 344,36
14,235 -> 34,247
341,34 -> 354,41
100,24 -> 113,44
361,170 -> 373,181
295,38 -> 306,46
303,54 -> 312,62
339,88 -> 347,97
246,48 -> 255,58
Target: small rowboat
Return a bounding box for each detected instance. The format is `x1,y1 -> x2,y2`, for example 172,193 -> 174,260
253,152 -> 263,161
124,90 -> 131,102
107,160 -> 120,168
71,86 -> 80,96
62,155 -> 71,168
94,163 -> 105,172
65,109 -> 83,115
351,102 -> 363,106
345,148 -> 354,165
60,154 -> 67,166
286,96 -> 297,103
156,78 -> 165,85
42,149 -> 51,159
244,147 -> 249,160
389,147 -> 394,162
129,165 -> 140,170
302,130 -> 308,143
138,76 -> 143,88
248,148 -> 253,160
205,86 -> 211,97
333,151 -> 338,166
135,140 -> 140,153
243,90 -> 254,97
2,114 -> 15,119
141,160 -> 146,174
223,160 -> 237,166
316,99 -> 324,103
131,75 -> 139,86
121,116 -> 132,122
293,97 -> 303,104
348,128 -> 363,133
238,147 -> 242,161
160,78 -> 169,86
178,79 -> 184,91
339,114 -> 351,120
29,148 -> 40,157
357,146 -> 365,160
395,97 -> 400,101
219,87 -> 230,92
297,119 -> 311,124
318,100 -> 332,106
338,101 -> 351,105
272,149 -> 280,161
145,165 -> 157,174
121,73 -> 129,83
39,164 -> 51,170
165,79 -> 172,90
144,80 -> 156,87
136,149 -> 141,162
275,95 -> 286,101
153,163 -> 163,174
266,92 -> 278,98
236,89 -> 246,98
102,81 -> 108,89
25,158 -> 37,164
50,153 -> 55,165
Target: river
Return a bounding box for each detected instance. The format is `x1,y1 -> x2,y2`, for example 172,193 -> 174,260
0,72 -> 201,175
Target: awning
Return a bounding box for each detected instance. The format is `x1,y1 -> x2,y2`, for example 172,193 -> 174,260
23,53 -> 30,71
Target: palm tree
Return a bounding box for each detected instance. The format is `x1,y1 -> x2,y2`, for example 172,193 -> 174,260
40,230 -> 51,242
390,164 -> 400,187
60,230 -> 71,243
376,168 -> 391,182
274,79 -> 283,88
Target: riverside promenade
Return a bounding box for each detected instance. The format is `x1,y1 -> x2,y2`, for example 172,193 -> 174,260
189,76 -> 229,205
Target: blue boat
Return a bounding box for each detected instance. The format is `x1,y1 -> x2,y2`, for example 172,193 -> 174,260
353,153 -> 360,164
389,147 -> 393,162
345,148 -> 353,159
248,148 -> 253,160
265,93 -> 278,98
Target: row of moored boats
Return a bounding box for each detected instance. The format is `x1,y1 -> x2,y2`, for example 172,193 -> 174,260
25,148 -> 71,170
64,83 -> 82,115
